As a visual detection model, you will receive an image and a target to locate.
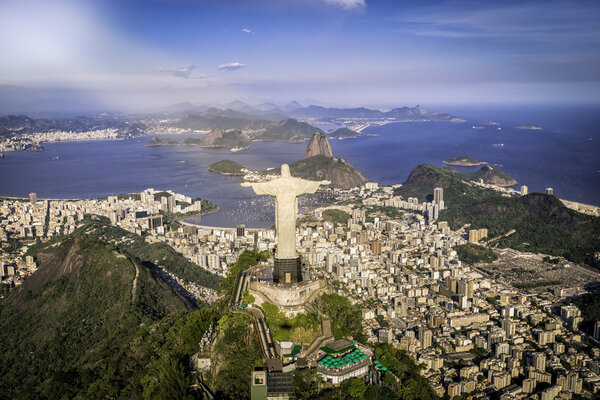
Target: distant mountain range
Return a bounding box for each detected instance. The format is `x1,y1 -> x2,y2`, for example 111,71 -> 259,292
165,100 -> 463,124
0,102 -> 463,145
288,104 -> 464,122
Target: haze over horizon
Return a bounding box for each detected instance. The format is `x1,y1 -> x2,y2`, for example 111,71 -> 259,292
1,0 -> 599,113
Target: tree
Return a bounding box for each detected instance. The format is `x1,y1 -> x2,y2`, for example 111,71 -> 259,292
241,290 -> 255,304
342,378 -> 366,399
155,357 -> 192,400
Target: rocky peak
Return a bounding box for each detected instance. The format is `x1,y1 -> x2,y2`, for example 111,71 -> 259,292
305,133 -> 333,159
413,105 -> 427,115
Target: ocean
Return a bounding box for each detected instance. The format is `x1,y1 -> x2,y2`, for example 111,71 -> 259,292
1,104 -> 598,227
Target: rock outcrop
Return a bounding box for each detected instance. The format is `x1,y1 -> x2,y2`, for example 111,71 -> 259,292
465,165 -> 517,186
305,133 -> 333,158
291,155 -> 367,190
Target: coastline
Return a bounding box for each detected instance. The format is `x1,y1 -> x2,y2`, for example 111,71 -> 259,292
176,205 -> 221,224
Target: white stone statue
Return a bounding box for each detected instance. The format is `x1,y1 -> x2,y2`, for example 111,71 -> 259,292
241,164 -> 330,259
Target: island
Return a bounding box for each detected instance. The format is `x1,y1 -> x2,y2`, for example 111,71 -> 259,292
328,127 -> 360,139
517,124 -> 542,130
207,159 -> 247,176
146,136 -> 178,146
480,120 -> 500,125
145,128 -> 252,152
443,156 -> 487,167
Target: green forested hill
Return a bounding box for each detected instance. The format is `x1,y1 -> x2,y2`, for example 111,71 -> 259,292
58,217 -> 223,289
0,232 -> 197,399
396,164 -> 600,269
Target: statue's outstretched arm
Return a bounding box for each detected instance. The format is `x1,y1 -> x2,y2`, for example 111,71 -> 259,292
240,180 -> 278,196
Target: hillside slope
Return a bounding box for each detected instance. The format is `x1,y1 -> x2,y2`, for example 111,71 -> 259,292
396,164 -> 600,268
290,155 -> 367,189
0,232 -> 194,398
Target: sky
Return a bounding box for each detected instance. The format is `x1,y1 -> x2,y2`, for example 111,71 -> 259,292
0,0 -> 599,112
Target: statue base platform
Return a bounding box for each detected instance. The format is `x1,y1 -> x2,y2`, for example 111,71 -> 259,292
273,257 -> 302,284
249,273 -> 327,318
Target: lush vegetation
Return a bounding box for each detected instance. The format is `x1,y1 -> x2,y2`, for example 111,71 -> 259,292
218,250 -> 269,301
67,217 -> 223,289
322,209 -> 350,226
394,164 -> 500,205
455,243 -> 498,264
293,343 -> 439,400
463,165 -> 516,186
0,232 -> 204,399
313,293 -> 367,343
367,205 -> 404,220
373,343 -> 439,399
574,292 -> 600,335
298,214 -> 318,226
261,302 -> 321,343
513,281 -> 562,289
397,164 -> 600,269
442,194 -> 600,269
212,311 -> 261,399
207,159 -> 246,175
262,154 -> 366,189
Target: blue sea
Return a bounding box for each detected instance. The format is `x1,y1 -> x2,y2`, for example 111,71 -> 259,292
1,104 -> 598,227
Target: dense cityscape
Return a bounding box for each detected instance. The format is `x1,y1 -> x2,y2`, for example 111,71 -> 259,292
1,0 -> 600,398
2,176 -> 599,399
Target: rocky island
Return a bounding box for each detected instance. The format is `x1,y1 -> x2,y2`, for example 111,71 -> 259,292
328,127 -> 360,139
262,133 -> 367,189
443,156 -> 487,167
145,128 -> 252,151
146,136 -> 179,146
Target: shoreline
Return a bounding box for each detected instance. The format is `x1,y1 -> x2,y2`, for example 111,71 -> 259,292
175,205 -> 220,224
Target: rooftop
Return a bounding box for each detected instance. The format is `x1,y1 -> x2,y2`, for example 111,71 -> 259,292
320,338 -> 355,355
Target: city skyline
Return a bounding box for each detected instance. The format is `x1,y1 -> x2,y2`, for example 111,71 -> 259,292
1,0 -> 599,112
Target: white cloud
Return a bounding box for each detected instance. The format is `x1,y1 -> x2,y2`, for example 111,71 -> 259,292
218,62 -> 245,71
242,28 -> 253,33
322,0 -> 365,10
158,65 -> 208,79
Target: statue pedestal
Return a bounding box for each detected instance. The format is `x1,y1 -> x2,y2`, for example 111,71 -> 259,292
273,257 -> 302,284
249,276 -> 327,318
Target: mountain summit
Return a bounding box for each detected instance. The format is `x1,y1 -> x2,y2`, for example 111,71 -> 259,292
305,132 -> 333,158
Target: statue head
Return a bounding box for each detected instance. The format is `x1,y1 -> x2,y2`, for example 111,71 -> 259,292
281,164 -> 291,177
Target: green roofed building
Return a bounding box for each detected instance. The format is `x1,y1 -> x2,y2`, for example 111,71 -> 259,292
315,338 -> 371,385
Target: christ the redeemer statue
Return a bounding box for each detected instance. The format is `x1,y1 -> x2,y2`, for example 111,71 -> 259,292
241,164 -> 330,284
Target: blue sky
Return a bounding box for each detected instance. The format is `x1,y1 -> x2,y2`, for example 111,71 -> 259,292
0,0 -> 598,111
